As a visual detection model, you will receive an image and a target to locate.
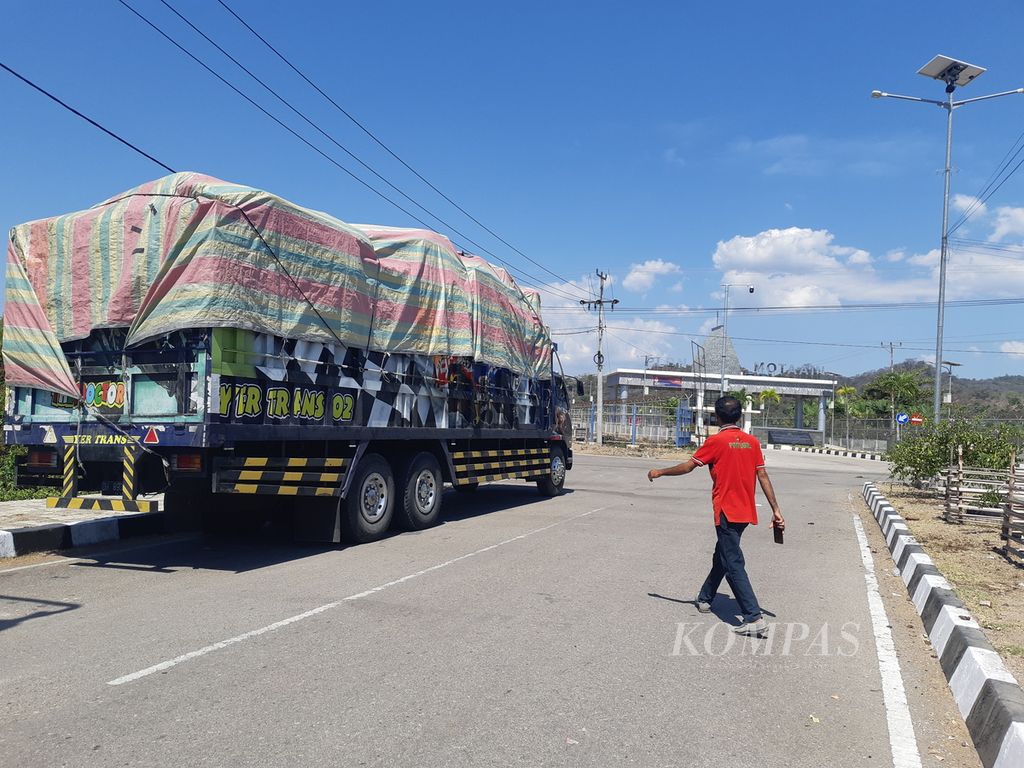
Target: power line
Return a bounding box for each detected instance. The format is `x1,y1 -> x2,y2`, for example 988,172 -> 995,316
948,125 -> 1024,234
116,0 -> 583,304
540,295 -> 1024,316
157,0 -> 585,303
0,61 -> 360,356
0,61 -> 175,174
599,325 -> 1023,356
215,0 -> 591,296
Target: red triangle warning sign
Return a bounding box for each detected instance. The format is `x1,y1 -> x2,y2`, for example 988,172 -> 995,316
143,427 -> 160,445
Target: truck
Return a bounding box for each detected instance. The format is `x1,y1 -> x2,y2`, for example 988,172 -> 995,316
3,173 -> 578,542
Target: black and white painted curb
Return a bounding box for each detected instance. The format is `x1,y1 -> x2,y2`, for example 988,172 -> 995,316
765,444 -> 884,460
862,482 -> 1024,768
0,512 -> 168,558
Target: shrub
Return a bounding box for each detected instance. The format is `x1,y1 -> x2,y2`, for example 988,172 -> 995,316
884,419 -> 1024,486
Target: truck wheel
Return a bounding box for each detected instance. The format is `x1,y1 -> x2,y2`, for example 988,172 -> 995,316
343,453 -> 395,543
396,452 -> 443,530
536,446 -> 567,497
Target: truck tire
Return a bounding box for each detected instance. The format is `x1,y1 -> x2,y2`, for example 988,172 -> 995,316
536,446 -> 567,497
342,453 -> 395,543
396,452 -> 443,530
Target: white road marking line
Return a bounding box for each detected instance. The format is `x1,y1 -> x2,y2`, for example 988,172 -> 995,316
107,506 -> 610,686
852,514 -> 922,768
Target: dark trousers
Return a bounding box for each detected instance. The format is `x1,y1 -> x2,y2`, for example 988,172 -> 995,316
697,513 -> 762,622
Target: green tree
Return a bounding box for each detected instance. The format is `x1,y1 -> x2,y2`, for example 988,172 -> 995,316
759,388 -> 780,426
868,370 -> 927,432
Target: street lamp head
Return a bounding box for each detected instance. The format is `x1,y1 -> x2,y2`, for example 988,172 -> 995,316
918,55 -> 985,89
871,90 -> 884,98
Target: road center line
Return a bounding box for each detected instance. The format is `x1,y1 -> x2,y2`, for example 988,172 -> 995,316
107,506 -> 609,686
852,513 -> 922,768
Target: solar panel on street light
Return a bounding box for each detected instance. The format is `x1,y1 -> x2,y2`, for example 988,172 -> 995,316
917,55 -> 985,87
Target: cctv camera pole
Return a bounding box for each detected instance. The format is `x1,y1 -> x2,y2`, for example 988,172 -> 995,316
581,270 -> 618,445
873,56 -> 1024,423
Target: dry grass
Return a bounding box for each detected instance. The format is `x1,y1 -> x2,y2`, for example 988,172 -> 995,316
880,482 -> 1024,681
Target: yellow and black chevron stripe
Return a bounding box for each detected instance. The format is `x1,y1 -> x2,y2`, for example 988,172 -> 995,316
122,445 -> 139,500
46,496 -> 158,513
218,483 -> 340,497
450,448 -> 548,460
234,457 -> 346,469
451,447 -> 550,486
214,457 -> 349,496
219,470 -> 344,484
61,445 -> 77,497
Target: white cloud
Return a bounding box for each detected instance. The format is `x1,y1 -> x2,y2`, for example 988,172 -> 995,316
1001,341 -> 1024,358
885,249 -> 905,262
952,194 -> 986,215
907,249 -> 939,267
670,281 -> 684,292
989,206 -> 1024,241
784,202 -> 793,211
534,276 -> 693,374
711,226 -> 1024,315
622,259 -> 682,293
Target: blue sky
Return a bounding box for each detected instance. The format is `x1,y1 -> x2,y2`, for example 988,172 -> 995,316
3,1 -> 1024,380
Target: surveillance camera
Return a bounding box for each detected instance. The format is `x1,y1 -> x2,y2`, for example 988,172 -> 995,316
748,285 -> 755,294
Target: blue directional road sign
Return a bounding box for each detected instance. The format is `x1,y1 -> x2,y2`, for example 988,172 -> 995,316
896,412 -> 910,425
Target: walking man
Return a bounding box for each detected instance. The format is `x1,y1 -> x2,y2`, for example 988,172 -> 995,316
647,395 -> 784,637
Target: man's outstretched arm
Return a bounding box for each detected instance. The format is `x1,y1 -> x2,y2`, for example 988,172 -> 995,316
648,458 -> 699,482
756,467 -> 785,529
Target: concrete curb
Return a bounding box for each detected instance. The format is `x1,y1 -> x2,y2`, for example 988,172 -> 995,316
764,444 -> 884,461
862,482 -> 1024,768
0,511 -> 169,558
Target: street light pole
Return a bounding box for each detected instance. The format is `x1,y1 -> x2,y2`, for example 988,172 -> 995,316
720,284 -> 731,394
719,283 -> 753,395
873,55 -> 1024,424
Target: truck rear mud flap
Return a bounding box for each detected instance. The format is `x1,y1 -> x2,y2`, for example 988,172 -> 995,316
450,446 -> 551,486
213,457 -> 349,497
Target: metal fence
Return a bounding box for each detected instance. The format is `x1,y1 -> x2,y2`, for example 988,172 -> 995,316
570,405 -> 682,445
570,406 -> 896,452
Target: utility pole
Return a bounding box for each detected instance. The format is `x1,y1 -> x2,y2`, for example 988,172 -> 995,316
882,341 -> 903,439
580,270 -> 618,445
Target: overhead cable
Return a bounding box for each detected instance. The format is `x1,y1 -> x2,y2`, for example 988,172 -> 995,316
214,0 -> 589,295
0,61 -> 175,173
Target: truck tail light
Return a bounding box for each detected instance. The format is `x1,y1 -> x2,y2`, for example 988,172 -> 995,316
27,450 -> 58,468
171,453 -> 202,472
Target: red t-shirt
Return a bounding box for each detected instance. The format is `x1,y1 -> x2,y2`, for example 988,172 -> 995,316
691,425 -> 765,526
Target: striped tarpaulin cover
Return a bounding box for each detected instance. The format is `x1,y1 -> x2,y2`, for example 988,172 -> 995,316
3,173 -> 551,399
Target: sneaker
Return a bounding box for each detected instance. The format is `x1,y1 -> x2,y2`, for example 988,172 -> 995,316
696,599 -> 713,614
733,618 -> 768,637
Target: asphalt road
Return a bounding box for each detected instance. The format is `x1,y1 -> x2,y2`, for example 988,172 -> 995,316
0,451 -> 981,767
